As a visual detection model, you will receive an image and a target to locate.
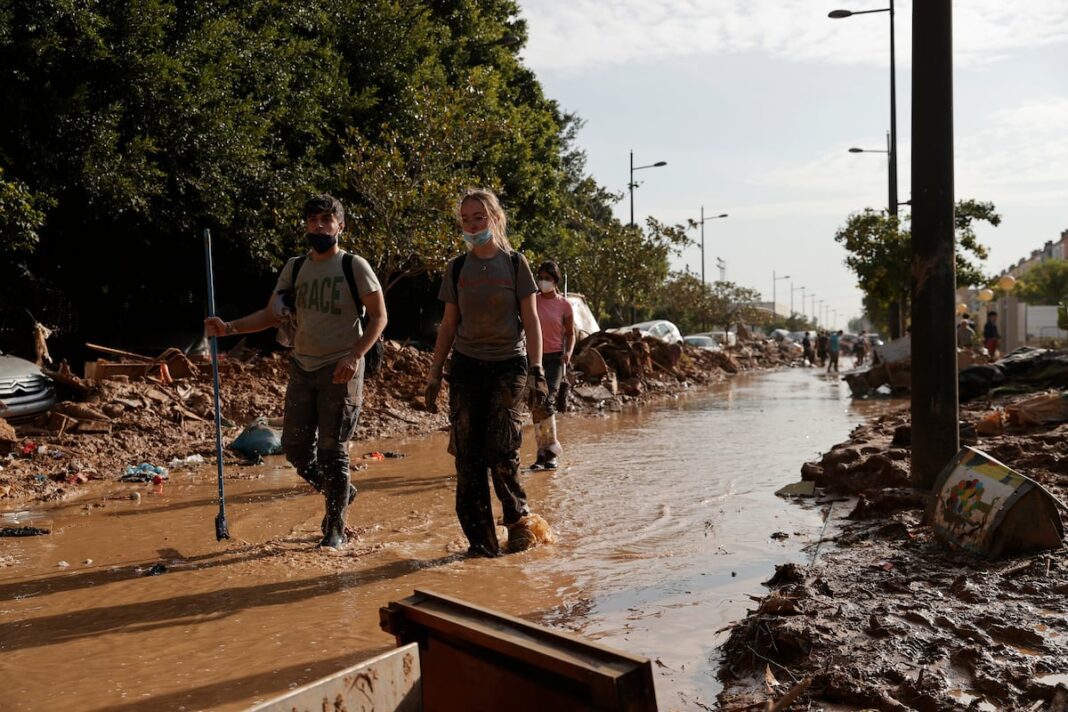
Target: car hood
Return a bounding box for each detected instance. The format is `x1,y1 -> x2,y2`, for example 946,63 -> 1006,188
0,354 -> 47,380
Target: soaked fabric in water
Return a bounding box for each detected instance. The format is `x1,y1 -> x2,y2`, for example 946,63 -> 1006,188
448,351 -> 529,556
281,357 -> 364,532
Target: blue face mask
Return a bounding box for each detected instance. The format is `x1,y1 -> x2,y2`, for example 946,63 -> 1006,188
462,228 -> 493,248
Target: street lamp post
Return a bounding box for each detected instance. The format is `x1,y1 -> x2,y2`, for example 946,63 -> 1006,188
791,283 -> 804,318
694,207 -> 729,284
629,151 -> 668,227
773,271 -> 791,323
830,1 -> 897,220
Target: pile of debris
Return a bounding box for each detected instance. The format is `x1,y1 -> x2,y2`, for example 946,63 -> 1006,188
718,388 -> 1068,710
1,328 -> 785,504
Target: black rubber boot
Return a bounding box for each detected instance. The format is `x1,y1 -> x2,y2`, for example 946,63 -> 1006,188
320,484 -> 357,536
318,473 -> 351,549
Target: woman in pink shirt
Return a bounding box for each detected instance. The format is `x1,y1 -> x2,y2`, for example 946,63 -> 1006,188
531,261 -> 575,470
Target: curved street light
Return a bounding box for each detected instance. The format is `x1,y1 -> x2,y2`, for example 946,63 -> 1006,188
830,2 -> 897,219
629,151 -> 667,227
772,271 -> 791,322
692,207 -> 728,284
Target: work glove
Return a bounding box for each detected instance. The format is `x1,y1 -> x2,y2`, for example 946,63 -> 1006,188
526,365 -> 552,421
425,374 -> 443,413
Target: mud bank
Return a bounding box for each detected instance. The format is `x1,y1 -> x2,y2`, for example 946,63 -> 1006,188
718,391 -> 1068,711
0,332 -> 792,506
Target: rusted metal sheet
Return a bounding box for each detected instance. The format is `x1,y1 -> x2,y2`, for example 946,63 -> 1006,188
250,642 -> 422,712
927,446 -> 1064,557
381,589 -> 657,712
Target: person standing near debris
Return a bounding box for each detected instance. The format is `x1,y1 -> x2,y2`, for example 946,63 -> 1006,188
983,311 -> 1001,358
827,330 -> 841,373
801,332 -> 814,367
816,330 -> 829,367
530,260 -> 574,471
424,188 -> 551,557
957,314 -> 976,349
853,330 -> 868,367
204,194 -> 387,549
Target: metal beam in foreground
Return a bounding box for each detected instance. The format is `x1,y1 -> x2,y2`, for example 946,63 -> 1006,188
380,589 -> 658,711
911,0 -> 959,490
250,643 -> 421,712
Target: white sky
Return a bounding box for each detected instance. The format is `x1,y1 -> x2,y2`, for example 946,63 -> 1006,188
519,0 -> 1068,328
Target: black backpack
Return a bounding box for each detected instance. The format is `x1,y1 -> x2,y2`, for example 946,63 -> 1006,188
289,253 -> 384,376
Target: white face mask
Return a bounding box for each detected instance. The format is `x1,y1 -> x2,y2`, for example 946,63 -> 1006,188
538,279 -> 555,293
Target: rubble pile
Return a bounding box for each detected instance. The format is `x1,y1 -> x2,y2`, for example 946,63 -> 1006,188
1,331 -> 780,504
565,330 -> 779,407
718,388 -> 1068,710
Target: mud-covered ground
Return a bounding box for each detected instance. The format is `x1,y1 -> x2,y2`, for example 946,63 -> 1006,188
718,392 -> 1068,711
0,331 -> 792,506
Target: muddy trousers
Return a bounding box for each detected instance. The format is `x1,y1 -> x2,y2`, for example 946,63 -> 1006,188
534,352 -> 564,460
448,352 -> 529,557
281,358 -> 364,532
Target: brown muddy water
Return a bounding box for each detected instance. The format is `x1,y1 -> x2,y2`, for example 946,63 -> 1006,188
0,370 -> 893,711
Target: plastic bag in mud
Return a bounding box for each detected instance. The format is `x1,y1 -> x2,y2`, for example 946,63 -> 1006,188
229,417 -> 282,458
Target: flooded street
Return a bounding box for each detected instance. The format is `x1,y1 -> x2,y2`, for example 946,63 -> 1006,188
1,369 -> 893,711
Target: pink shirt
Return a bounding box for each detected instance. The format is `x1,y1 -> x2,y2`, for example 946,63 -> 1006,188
536,293 -> 573,353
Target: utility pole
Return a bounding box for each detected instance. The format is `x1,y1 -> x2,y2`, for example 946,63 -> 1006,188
911,0 -> 958,489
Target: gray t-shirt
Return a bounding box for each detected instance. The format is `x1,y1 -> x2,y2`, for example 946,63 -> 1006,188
275,251 -> 382,371
438,250 -> 537,361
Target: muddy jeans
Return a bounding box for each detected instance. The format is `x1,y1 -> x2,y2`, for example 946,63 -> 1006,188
543,352 -> 564,406
448,351 -> 529,556
281,358 -> 364,510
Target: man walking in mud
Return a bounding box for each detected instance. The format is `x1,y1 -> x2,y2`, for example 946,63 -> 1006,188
204,195 -> 387,548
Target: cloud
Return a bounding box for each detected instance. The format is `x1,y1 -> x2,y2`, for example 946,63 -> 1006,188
958,97 -> 1068,207
520,0 -> 1068,73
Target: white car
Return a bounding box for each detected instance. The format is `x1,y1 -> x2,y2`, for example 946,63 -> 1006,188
617,320 -> 683,344
683,335 -> 722,351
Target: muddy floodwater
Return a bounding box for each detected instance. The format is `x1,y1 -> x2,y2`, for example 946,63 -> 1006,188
1,370 -> 893,711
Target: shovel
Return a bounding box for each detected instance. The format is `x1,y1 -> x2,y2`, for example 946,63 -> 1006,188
203,228 -> 230,541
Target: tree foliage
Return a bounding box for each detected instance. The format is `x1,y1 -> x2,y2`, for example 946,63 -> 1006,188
651,272 -> 765,334
1015,260 -> 1068,306
0,0 -> 704,343
834,200 -> 1000,332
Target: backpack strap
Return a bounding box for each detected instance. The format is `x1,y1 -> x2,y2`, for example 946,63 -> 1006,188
341,253 -> 363,318
289,253 -> 363,315
450,251 -> 524,327
290,255 -> 307,289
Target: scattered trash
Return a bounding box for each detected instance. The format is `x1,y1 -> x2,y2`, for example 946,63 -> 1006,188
382,451 -> 406,459
57,560 -> 70,568
872,560 -> 895,571
770,531 -> 789,540
775,480 -> 816,498
1004,390 -> 1068,427
121,463 -> 168,483
129,492 -> 141,502
364,452 -> 386,460
928,446 -> 1065,557
976,409 -> 1006,436
151,474 -> 165,486
20,441 -> 36,457
168,454 -> 205,469
144,563 -> 167,576
83,559 -> 92,566
229,417 -> 283,459
0,525 -> 51,537
64,473 -> 89,485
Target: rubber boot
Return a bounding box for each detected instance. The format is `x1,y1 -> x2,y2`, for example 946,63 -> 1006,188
318,474 -> 351,549
321,483 -> 357,536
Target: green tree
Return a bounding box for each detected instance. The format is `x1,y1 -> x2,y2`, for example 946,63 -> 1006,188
1015,260 -> 1068,306
706,281 -> 766,333
834,199 -> 1000,335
